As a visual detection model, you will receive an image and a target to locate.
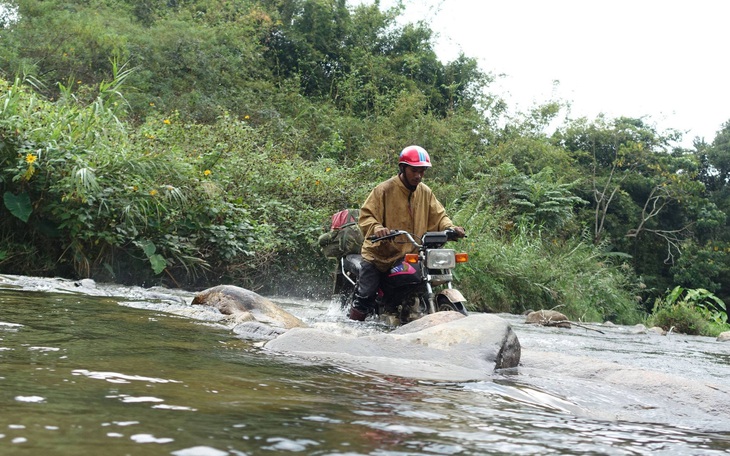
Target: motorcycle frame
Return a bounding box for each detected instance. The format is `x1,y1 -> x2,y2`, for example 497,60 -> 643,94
333,229 -> 467,319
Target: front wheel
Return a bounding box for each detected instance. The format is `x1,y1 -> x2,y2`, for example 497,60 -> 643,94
437,295 -> 468,316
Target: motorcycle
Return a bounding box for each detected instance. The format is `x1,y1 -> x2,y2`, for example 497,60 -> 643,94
331,228 -> 469,324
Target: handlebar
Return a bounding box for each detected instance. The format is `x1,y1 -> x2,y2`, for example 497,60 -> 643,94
367,229 -> 411,243
445,228 -> 466,241
367,228 -> 465,244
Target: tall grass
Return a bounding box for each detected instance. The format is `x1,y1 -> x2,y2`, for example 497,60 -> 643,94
450,171 -> 644,324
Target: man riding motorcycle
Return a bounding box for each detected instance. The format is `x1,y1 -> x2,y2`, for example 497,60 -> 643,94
350,145 -> 466,321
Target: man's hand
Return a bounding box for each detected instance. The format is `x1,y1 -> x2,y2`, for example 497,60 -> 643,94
451,226 -> 466,238
374,227 -> 392,238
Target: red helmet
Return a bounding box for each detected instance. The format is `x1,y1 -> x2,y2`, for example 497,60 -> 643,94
398,145 -> 432,168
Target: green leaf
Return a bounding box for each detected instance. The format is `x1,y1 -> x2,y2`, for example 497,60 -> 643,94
135,240 -> 166,274
3,191 -> 32,222
602,251 -> 633,259
666,286 -> 684,306
149,254 -> 167,275
140,240 -> 156,257
708,294 -> 727,312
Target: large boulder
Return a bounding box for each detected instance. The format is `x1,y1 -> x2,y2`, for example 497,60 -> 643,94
192,285 -> 306,339
264,312 -> 521,382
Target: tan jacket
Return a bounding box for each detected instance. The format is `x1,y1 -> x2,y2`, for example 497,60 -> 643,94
359,175 -> 455,271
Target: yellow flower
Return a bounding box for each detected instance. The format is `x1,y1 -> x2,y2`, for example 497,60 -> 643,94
149,102 -> 155,107
244,115 -> 250,120
149,189 -> 158,196
203,169 -> 211,176
25,153 -> 37,164
163,119 -> 171,125
315,180 -> 321,186
325,167 -> 331,172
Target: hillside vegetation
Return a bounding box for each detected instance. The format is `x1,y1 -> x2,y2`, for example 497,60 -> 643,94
1,0 -> 729,329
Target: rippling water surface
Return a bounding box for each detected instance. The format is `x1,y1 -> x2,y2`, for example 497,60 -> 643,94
1,281 -> 730,455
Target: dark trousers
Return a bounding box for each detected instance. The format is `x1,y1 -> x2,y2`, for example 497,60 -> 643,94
355,260 -> 383,307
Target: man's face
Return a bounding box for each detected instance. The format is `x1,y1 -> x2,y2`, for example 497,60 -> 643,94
402,166 -> 427,188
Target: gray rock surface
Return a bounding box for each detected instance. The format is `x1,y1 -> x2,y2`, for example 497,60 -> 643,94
507,313 -> 730,432
265,312 -> 521,382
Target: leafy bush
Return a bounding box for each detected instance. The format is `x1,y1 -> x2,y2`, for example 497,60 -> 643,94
648,301 -> 709,336
647,286 -> 729,336
0,73 -> 276,286
451,169 -> 642,323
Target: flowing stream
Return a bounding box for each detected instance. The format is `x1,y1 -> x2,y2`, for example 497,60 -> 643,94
1,275 -> 730,455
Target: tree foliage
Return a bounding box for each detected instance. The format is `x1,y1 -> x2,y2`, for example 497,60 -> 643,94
0,0 -> 727,328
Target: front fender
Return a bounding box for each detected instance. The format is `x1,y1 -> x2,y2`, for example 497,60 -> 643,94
438,288 -> 466,304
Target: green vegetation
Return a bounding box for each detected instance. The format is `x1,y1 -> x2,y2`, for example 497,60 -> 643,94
647,286 -> 728,336
0,0 -> 728,331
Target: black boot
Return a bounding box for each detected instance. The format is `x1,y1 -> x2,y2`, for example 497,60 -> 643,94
349,295 -> 374,321
349,306 -> 368,321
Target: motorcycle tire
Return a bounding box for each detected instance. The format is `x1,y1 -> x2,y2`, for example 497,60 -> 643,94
436,295 -> 468,316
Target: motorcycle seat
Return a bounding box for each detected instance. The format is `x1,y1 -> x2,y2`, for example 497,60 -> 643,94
342,254 -> 364,276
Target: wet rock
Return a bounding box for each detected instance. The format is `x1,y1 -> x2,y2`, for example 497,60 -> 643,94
232,321 -> 288,340
504,310 -> 730,430
264,313 -> 521,382
717,331 -> 730,342
518,338 -> 730,431
74,278 -> 97,289
390,310 -> 465,333
192,285 -> 306,332
525,310 -> 571,328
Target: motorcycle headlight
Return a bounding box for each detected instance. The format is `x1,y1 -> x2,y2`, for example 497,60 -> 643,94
426,249 -> 456,269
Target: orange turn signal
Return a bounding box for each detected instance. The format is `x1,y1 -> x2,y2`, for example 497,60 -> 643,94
405,254 -> 419,264
455,253 -> 469,263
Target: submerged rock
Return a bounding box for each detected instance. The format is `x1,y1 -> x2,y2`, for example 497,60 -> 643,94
192,285 -> 306,336
231,321 -> 288,340
265,312 -> 521,382
192,287 -> 522,380
519,345 -> 730,430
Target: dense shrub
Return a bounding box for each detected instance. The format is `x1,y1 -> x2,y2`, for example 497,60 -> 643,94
450,168 -> 642,323
646,286 -> 729,336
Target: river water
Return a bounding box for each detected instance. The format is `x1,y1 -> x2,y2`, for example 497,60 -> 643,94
1,275 -> 730,455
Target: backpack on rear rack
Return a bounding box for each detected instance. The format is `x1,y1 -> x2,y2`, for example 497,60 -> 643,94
318,209 -> 364,259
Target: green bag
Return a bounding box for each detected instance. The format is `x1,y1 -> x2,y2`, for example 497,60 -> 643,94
318,209 -> 364,258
